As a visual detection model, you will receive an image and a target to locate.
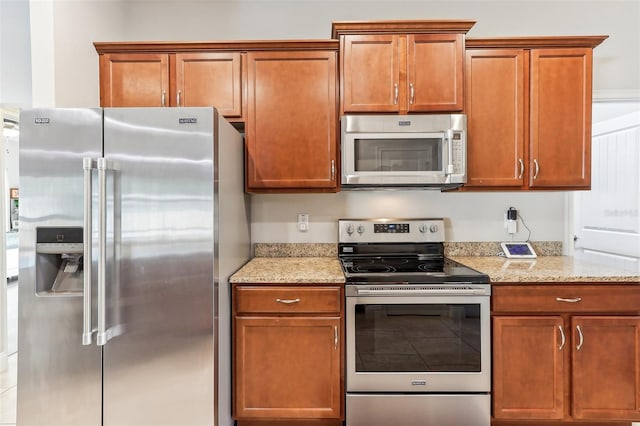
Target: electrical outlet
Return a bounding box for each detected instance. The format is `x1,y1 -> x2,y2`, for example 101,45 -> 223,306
298,213 -> 309,232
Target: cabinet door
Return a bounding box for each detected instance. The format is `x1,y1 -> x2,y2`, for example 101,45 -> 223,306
234,316 -> 342,419
529,48 -> 592,188
174,52 -> 243,119
464,49 -> 527,187
341,35 -> 400,112
407,34 -> 464,112
572,316 -> 640,420
493,316 -> 566,419
246,51 -> 338,191
99,53 -> 169,107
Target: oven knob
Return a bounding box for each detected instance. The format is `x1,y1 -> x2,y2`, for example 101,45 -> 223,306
346,224 -> 354,235
429,224 -> 439,233
419,224 -> 428,234
357,224 -> 365,235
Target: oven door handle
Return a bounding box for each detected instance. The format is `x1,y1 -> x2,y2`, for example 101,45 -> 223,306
355,288 -> 488,296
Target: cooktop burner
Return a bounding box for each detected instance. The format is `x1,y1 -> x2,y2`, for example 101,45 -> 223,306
341,256 -> 445,274
340,256 -> 488,284
338,219 -> 490,284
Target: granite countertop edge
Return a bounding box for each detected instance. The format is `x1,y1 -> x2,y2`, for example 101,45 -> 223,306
450,255 -> 640,284
229,243 -> 640,285
230,256 -> 346,284
230,254 -> 639,285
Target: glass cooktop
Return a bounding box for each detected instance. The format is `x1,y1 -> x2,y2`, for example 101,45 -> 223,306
339,256 -> 489,284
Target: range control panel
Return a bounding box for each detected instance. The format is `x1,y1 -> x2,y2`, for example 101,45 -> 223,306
374,223 -> 410,233
339,219 -> 445,243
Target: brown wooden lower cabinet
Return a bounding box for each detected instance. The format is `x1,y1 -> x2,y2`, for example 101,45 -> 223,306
236,420 -> 343,426
492,284 -> 640,425
493,421 -> 632,426
233,285 -> 344,423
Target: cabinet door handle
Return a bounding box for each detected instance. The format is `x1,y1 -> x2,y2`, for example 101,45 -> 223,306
558,325 -> 566,351
393,83 -> 399,105
576,325 -> 584,351
275,298 -> 301,304
518,158 -> 524,179
533,159 -> 540,179
409,83 -> 415,105
556,297 -> 582,303
177,90 -> 182,107
161,90 -> 166,107
334,325 -> 338,350
331,160 -> 335,181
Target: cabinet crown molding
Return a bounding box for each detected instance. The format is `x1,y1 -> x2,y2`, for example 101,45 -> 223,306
466,35 -> 608,49
94,39 -> 339,54
331,20 -> 476,38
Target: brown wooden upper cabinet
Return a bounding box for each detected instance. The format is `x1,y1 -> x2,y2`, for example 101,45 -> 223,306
95,43 -> 245,121
245,44 -> 339,193
332,20 -> 475,114
464,37 -> 608,190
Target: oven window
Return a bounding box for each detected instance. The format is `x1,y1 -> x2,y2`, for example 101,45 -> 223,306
354,303 -> 481,372
354,138 -> 442,172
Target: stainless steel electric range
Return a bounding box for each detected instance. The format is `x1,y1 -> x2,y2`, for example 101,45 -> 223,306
339,218 -> 491,426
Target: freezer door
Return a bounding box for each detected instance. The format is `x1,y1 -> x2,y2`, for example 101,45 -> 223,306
17,108 -> 103,426
102,108 -> 216,425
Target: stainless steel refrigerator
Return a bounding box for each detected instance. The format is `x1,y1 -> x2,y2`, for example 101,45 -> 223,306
17,107 -> 250,426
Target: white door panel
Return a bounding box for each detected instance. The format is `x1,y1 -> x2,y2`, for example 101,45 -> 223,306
574,106 -> 640,272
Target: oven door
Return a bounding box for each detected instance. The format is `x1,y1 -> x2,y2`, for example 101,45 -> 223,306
346,286 -> 490,393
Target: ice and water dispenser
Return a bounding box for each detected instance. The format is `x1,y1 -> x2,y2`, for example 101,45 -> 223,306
36,227 -> 84,294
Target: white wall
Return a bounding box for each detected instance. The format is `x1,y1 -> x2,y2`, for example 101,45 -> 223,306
29,0 -> 127,107
31,0 -> 640,246
0,0 -> 32,106
251,191 -> 566,243
119,0 -> 640,96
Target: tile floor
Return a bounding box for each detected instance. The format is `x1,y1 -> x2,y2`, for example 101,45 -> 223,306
1,280 -> 17,426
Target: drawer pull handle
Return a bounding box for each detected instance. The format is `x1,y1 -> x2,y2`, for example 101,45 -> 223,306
576,325 -> 584,350
558,325 -> 566,351
276,298 -> 301,304
556,297 -> 582,303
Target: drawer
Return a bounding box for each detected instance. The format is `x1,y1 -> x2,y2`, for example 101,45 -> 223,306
235,286 -> 342,314
492,285 -> 640,313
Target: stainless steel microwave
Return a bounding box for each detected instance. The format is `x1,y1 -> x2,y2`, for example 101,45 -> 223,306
341,114 -> 467,190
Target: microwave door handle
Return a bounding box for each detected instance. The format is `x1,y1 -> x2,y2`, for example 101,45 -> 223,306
445,129 -> 454,178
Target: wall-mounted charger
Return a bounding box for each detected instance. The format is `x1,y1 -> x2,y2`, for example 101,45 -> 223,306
505,207 -> 518,234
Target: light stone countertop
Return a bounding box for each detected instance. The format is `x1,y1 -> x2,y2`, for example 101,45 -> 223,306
230,257 -> 345,284
230,244 -> 639,284
451,256 -> 640,283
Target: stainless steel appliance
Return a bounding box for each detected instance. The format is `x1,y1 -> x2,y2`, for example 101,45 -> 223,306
341,114 -> 467,189
17,107 -> 250,426
339,218 -> 491,426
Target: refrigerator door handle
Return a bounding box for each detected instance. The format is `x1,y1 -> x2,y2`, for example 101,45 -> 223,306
96,157 -> 108,346
82,158 -> 95,345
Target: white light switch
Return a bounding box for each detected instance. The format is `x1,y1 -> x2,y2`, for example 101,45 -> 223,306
298,214 -> 309,232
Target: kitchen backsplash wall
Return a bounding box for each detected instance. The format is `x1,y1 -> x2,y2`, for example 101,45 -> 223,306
250,191 -> 568,250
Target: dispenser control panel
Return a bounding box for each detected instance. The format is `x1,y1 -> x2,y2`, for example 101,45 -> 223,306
36,227 -> 83,253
